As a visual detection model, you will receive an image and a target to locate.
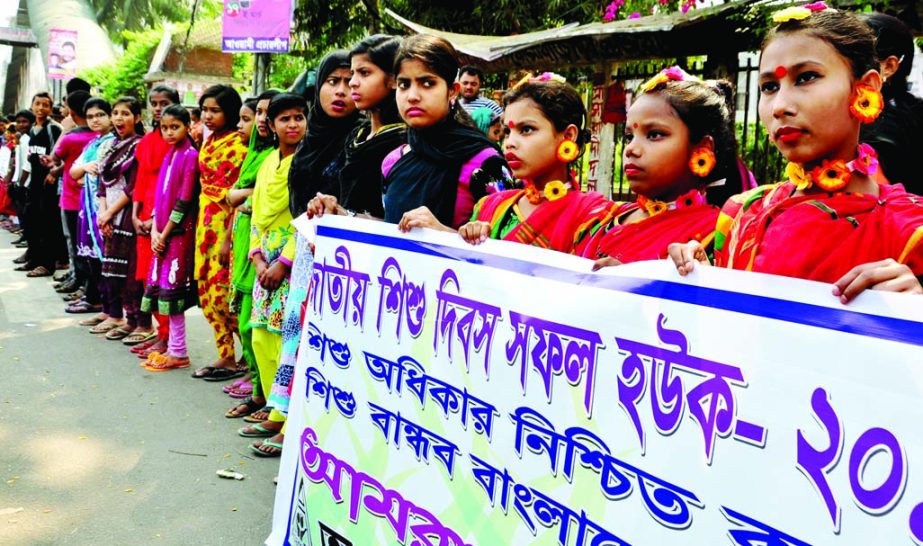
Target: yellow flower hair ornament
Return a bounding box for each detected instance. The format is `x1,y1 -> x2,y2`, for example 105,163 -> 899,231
556,140 -> 580,163
639,66 -> 698,94
772,2 -> 829,24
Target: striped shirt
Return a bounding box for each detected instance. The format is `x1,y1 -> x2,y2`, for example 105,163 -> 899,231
459,96 -> 503,117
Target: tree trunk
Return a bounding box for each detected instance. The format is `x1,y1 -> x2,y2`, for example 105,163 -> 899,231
25,0 -> 117,75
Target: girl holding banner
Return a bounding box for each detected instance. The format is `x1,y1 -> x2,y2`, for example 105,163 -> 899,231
582,68 -> 742,265
669,5 -> 923,303
454,79 -> 611,252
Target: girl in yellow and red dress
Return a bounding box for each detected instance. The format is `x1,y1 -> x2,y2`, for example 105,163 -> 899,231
582,67 -> 744,266
454,78 -> 610,254
670,4 -> 923,303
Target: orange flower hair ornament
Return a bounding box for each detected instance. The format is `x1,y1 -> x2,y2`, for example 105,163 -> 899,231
556,140 -> 580,163
688,146 -> 716,177
850,85 -> 884,124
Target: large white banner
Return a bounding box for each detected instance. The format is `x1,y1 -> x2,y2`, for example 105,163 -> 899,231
268,215 -> 923,546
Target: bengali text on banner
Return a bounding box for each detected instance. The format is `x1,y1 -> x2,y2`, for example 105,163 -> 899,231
268,214 -> 923,546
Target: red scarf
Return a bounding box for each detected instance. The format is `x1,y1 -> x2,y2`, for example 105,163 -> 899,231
717,181 -> 923,282
475,188 -> 611,254
581,203 -> 718,262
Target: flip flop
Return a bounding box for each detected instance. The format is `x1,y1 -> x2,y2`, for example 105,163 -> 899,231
145,354 -> 191,372
78,315 -> 106,327
228,382 -> 254,398
105,326 -> 134,340
66,301 -> 102,314
191,366 -> 218,379
26,266 -> 52,277
249,440 -> 284,458
122,330 -> 157,346
238,424 -> 279,438
202,367 -> 247,382
225,397 -> 263,418
89,321 -> 122,334
223,379 -> 246,394
243,409 -> 271,423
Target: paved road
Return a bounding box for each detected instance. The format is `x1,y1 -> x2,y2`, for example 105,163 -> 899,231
0,229 -> 277,545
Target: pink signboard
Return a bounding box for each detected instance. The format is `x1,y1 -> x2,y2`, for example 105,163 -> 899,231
48,28 -> 78,80
222,0 -> 292,53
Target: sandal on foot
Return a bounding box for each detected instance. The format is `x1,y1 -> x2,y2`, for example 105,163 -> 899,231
130,338 -> 158,354
191,366 -> 218,379
145,354 -> 190,372
202,367 -> 247,382
66,301 -> 102,314
105,326 -> 134,340
122,330 -> 157,346
228,382 -> 254,399
26,266 -> 52,277
249,440 -> 284,458
89,321 -> 122,334
78,315 -> 106,327
243,409 -> 271,423
225,397 -> 263,418
223,379 -> 246,394
237,423 -> 278,438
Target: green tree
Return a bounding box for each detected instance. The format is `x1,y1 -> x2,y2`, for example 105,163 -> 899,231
87,0 -> 191,38
77,27 -> 164,100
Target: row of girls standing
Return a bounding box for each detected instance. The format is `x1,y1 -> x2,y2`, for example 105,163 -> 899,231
305,8 -> 922,310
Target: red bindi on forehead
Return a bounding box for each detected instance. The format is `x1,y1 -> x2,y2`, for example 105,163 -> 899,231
774,66 -> 787,79
507,120 -> 515,129
633,122 -> 639,129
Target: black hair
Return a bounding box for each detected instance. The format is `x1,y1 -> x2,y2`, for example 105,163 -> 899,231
267,93 -> 308,124
765,8 -> 878,80
644,78 -> 741,206
31,92 -> 53,107
66,77 -> 91,95
394,34 -> 474,127
62,41 -> 75,50
349,34 -> 402,124
160,103 -> 191,125
190,107 -> 201,119
503,81 -> 591,149
242,98 -> 258,113
459,64 -> 484,83
15,109 -> 36,124
66,90 -> 90,119
149,84 -> 181,105
257,89 -> 282,103
113,96 -> 146,136
83,97 -> 112,117
199,84 -> 242,131
861,12 -> 916,97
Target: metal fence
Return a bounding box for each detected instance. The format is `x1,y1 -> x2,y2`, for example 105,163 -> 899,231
584,57 -> 785,201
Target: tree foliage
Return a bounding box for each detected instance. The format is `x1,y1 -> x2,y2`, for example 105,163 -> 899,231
78,28 -> 164,101
87,0 -> 191,39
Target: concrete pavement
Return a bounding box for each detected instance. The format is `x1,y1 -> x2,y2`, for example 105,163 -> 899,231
0,228 -> 277,545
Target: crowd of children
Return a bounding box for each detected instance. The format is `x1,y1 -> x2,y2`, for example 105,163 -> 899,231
2,4 -> 922,467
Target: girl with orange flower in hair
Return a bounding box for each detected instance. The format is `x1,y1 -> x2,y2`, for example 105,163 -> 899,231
451,79 -> 611,254
192,85 -> 249,380
669,4 -> 923,303
582,68 -> 743,266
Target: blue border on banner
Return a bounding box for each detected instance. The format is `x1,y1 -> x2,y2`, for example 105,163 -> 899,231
317,225 -> 923,348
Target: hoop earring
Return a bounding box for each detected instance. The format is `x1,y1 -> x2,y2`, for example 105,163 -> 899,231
689,146 -> 716,177
850,84 -> 884,124
556,139 -> 579,163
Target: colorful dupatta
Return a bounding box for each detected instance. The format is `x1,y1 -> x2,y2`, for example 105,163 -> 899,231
578,202 -> 719,261
198,131 -> 248,204
473,188 -> 611,254
75,133 -> 116,259
715,181 -> 923,282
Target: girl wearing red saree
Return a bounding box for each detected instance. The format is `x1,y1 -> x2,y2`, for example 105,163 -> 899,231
455,79 -> 610,253
583,68 -> 743,266
670,5 -> 923,303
